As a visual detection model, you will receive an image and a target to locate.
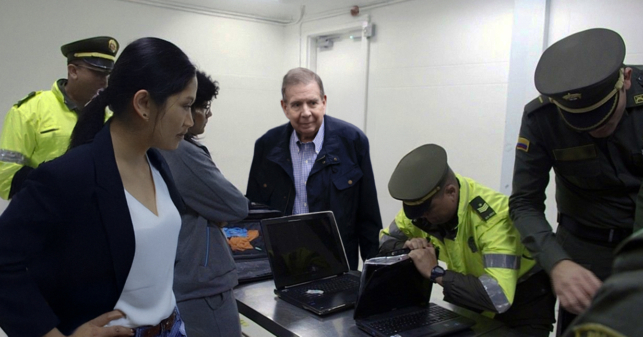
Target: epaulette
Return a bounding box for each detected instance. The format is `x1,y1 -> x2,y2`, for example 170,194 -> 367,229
524,95 -> 554,116
14,91 -> 40,108
469,196 -> 496,221
627,65 -> 643,109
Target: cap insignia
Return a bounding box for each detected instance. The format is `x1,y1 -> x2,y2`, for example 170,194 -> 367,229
562,93 -> 582,101
109,39 -> 118,53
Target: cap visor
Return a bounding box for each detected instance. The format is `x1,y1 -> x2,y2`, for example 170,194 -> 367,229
559,92 -> 618,131
81,58 -> 114,72
403,200 -> 430,220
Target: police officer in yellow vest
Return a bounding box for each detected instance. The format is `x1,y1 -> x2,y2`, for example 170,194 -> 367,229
381,144 -> 555,336
0,36 -> 119,199
509,28 -> 643,335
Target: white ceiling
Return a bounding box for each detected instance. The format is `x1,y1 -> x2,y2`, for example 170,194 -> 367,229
122,0 -> 392,24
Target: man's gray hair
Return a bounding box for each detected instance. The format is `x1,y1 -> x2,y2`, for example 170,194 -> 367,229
281,67 -> 325,101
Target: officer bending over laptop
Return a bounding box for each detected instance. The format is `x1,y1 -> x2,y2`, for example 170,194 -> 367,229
380,144 -> 555,337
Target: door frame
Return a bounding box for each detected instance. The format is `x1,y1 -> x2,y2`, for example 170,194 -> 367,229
299,18 -> 373,133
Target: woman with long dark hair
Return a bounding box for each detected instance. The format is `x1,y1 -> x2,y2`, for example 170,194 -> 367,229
159,71 -> 248,337
0,37 -> 196,337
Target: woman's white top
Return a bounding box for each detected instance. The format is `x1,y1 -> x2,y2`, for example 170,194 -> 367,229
107,159 -> 181,328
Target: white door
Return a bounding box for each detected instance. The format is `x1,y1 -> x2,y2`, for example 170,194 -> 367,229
314,30 -> 369,132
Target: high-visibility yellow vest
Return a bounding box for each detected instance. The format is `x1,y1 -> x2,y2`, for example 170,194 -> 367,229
381,174 -> 537,316
0,81 -> 111,200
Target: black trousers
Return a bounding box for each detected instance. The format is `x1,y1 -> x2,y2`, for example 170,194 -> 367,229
494,270 -> 557,337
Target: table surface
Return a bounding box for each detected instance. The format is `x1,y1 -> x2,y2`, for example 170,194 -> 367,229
234,277 -> 522,337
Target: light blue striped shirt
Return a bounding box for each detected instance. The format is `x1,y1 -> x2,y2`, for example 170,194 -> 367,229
289,119 -> 325,214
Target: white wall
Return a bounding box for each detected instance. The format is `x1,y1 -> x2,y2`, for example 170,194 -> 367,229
286,0 -> 515,225
2,0 -> 643,335
2,0 -> 643,230
283,0 -> 643,227
0,0 -> 287,212
548,0 -> 643,64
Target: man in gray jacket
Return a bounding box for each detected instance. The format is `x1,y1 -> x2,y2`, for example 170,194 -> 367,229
160,71 -> 249,337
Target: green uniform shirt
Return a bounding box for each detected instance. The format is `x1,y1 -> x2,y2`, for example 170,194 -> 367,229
509,66 -> 643,273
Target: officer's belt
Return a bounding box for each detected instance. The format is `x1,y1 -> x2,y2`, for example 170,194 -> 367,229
558,213 -> 632,246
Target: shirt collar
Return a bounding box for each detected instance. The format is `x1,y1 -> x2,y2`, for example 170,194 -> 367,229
56,79 -> 80,113
290,118 -> 325,154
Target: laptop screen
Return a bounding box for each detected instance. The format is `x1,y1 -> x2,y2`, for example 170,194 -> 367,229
262,211 -> 350,289
354,257 -> 433,320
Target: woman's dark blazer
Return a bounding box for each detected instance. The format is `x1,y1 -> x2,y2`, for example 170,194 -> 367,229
0,123 -> 184,337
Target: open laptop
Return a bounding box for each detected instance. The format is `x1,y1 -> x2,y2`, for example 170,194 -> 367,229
354,255 -> 475,337
261,211 -> 360,316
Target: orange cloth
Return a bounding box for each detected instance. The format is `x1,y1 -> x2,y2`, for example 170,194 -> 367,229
227,229 -> 259,252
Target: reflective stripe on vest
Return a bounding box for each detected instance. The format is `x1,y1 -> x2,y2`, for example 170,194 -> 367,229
483,254 -> 520,270
0,149 -> 27,165
479,274 -> 511,313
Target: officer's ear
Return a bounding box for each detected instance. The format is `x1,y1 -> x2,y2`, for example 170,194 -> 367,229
444,183 -> 458,200
67,64 -> 79,80
623,67 -> 633,91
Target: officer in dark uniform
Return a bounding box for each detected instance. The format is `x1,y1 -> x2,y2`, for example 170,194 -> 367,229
509,28 -> 643,335
563,228 -> 643,337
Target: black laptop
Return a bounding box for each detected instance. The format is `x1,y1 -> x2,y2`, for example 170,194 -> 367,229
261,211 -> 360,316
354,255 -> 475,337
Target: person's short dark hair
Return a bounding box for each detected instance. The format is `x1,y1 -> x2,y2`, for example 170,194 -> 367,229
70,37 -> 195,149
185,71 -> 220,142
194,70 -> 219,108
281,67 -> 325,101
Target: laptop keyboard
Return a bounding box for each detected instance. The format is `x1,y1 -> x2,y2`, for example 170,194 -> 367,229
287,276 -> 359,299
370,304 -> 461,335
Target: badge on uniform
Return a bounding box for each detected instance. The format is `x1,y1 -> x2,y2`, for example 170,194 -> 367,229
516,137 -> 530,152
470,196 -> 496,221
634,94 -> 643,105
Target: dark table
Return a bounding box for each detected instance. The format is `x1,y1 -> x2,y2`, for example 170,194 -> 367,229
234,278 -> 523,337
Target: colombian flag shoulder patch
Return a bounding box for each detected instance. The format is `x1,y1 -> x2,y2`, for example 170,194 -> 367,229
517,137 -> 530,152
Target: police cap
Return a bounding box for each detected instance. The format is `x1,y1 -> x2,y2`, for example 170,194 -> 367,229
388,144 -> 449,220
535,28 -> 626,131
61,36 -> 119,73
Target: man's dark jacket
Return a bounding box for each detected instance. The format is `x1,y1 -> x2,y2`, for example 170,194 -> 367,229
246,115 -> 382,269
